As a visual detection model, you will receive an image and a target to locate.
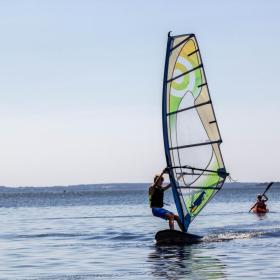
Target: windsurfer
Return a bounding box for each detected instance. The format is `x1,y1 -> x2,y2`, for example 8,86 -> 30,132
149,169 -> 184,231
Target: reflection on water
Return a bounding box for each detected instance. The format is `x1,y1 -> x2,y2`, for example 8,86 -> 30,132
253,212 -> 268,220
148,245 -> 226,279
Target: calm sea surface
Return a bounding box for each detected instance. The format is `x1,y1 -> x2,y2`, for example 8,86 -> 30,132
0,183 -> 279,279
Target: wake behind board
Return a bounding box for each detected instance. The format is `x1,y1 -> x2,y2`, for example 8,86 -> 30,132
155,230 -> 202,245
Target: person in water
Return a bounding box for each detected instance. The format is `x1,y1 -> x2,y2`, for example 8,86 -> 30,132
255,194 -> 268,212
149,169 -> 184,231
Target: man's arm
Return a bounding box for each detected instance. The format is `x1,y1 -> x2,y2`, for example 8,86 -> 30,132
161,168 -> 171,191
263,194 -> 268,201
162,184 -> 171,191
151,168 -> 168,188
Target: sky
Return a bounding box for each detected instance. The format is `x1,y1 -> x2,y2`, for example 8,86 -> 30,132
0,0 -> 279,186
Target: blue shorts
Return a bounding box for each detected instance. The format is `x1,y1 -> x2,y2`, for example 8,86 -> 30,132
152,207 -> 174,220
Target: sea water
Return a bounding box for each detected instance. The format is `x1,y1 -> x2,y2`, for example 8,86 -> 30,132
0,183 -> 279,279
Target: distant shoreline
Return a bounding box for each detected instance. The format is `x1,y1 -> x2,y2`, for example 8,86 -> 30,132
0,182 -> 279,192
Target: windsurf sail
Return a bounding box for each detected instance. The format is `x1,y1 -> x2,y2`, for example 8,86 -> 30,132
162,33 -> 228,232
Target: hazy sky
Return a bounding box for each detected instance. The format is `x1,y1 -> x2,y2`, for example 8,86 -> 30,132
0,0 -> 279,186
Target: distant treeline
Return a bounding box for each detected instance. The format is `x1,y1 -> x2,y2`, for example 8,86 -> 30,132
0,182 -> 279,193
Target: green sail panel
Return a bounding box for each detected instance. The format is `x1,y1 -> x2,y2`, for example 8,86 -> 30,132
162,33 -> 228,232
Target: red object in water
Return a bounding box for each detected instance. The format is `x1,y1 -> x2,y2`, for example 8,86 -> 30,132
252,206 -> 269,214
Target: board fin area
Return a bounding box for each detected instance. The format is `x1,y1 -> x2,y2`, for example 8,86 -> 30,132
155,229 -> 202,245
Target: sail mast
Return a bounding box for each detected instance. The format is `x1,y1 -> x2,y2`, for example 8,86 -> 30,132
162,33 -> 186,232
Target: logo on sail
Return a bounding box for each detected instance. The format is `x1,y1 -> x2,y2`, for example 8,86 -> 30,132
190,191 -> 206,213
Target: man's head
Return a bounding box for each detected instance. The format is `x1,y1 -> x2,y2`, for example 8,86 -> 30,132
257,194 -> 262,201
154,174 -> 164,185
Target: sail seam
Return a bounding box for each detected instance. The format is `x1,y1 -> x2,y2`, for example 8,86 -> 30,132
169,140 -> 222,150
197,83 -> 207,88
170,34 -> 194,51
188,49 -> 199,56
167,100 -> 211,116
178,186 -> 222,190
167,64 -> 203,83
176,172 -> 220,176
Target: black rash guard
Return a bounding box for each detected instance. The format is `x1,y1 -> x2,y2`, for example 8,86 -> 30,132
150,187 -> 164,208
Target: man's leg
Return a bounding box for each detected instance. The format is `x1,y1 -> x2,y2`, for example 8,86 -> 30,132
165,213 -> 174,230
174,215 -> 184,232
